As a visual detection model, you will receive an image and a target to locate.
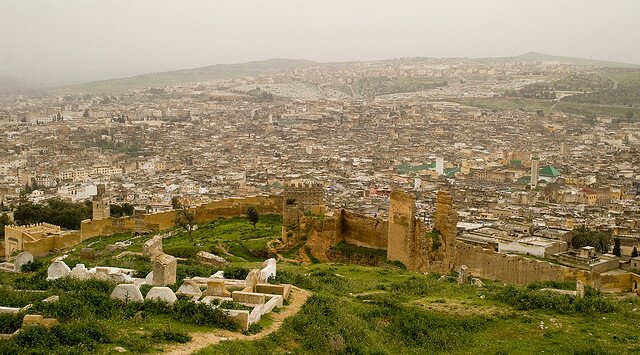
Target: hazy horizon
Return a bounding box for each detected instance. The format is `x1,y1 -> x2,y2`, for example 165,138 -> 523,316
2,0 -> 640,87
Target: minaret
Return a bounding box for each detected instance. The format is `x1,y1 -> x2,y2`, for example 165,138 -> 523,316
530,157 -> 540,190
92,184 -> 110,220
436,157 -> 444,176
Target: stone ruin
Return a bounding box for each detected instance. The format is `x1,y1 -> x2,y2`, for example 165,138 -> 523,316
282,182 -> 325,243
143,234 -> 177,286
0,297 -> 60,339
47,260 -> 140,284
196,251 -> 229,266
46,234 -> 179,287
42,232 -> 288,331
13,251 -> 34,273
456,265 -> 484,287
387,189 -> 458,274
107,257 -> 288,330
172,257 -> 288,330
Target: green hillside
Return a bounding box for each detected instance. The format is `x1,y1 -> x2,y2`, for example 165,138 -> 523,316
62,58 -> 317,95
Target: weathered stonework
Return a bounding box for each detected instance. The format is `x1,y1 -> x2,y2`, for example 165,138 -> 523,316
387,190 -> 417,269
152,254 -> 177,286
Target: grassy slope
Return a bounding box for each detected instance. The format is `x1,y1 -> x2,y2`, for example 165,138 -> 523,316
62,58 -> 317,95
0,215 -> 282,353
2,216 -> 639,354
198,262 -> 640,355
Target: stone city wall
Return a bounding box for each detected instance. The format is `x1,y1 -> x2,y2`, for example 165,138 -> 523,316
81,195 -> 282,240
21,231 -> 83,257
339,210 -> 388,250
454,242 -> 593,285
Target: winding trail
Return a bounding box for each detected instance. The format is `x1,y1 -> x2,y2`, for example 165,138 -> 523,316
164,286 -> 310,355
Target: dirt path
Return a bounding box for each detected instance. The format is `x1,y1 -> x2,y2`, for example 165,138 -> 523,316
164,286 -> 310,355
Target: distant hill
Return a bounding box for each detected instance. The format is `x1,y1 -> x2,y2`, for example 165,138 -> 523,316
63,58 -> 317,95
475,52 -> 640,68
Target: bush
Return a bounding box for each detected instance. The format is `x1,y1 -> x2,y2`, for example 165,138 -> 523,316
173,300 -> 238,330
20,259 -> 46,273
492,285 -> 616,314
0,313 -> 23,334
223,265 -> 249,280
150,327 -> 191,343
388,307 -> 489,350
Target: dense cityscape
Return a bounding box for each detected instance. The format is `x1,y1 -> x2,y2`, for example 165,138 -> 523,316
2,1 -> 640,354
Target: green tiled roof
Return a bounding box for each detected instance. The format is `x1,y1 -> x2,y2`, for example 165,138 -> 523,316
516,176 -> 531,185
539,165 -> 561,177
444,167 -> 460,178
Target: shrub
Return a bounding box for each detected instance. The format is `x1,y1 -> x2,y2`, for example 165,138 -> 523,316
150,327 -> 191,343
223,265 -> 249,280
20,259 -> 46,273
173,300 -> 238,330
492,285 -> 616,314
388,309 -> 489,350
0,313 -> 23,334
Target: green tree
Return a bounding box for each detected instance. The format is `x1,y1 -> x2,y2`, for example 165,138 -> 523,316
13,199 -> 91,230
110,203 -> 135,218
0,213 -> 11,238
593,231 -> 612,254
175,206 -> 196,242
612,238 -> 621,257
571,225 -> 592,249
626,111 -> 634,119
246,206 -> 260,230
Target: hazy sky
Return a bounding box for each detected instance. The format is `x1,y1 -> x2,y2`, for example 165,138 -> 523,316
1,0 -> 639,86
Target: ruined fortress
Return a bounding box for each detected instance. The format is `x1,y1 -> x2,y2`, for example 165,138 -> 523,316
3,184 -> 639,293
281,185 -> 457,274
280,184 -> 640,292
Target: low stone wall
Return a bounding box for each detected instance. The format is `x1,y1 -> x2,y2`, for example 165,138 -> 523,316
598,271 -> 640,293
454,242 -> 593,285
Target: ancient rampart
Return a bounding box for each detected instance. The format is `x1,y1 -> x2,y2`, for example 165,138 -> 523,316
81,195 -> 282,240
339,210 -> 388,250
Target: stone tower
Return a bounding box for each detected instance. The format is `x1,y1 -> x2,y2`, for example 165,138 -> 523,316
530,156 -> 540,190
92,184 -> 110,221
387,190 -> 417,268
433,190 -> 457,271
281,182 -> 325,243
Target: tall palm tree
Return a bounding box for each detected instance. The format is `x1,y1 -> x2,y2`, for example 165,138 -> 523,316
593,232 -> 612,254
571,225 -> 592,249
